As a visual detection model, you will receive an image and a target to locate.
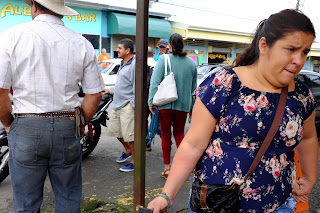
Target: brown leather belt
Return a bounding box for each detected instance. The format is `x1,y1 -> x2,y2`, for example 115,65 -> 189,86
16,111 -> 76,118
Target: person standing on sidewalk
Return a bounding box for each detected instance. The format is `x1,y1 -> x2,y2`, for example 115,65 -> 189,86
103,39 -> 136,172
0,0 -> 105,212
146,46 -> 156,151
148,33 -> 197,179
147,9 -> 318,213
154,39 -> 169,62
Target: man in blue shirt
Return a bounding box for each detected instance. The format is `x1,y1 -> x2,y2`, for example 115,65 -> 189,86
153,39 -> 168,62
103,39 -> 135,172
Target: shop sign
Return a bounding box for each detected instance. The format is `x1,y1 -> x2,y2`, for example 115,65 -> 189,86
1,3 -> 96,22
66,14 -> 96,22
1,3 -> 31,17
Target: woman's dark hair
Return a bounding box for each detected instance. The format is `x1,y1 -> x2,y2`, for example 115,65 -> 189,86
119,38 -> 134,54
169,33 -> 187,56
233,9 -> 315,67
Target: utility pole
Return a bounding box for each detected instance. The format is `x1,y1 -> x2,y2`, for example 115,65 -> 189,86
296,0 -> 300,10
133,0 -> 149,212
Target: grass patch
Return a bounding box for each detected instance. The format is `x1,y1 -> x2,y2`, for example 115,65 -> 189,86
81,196 -> 132,212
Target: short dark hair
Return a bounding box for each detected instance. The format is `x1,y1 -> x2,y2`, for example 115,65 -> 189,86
234,9 -> 315,67
119,38 -> 134,54
169,33 -> 187,56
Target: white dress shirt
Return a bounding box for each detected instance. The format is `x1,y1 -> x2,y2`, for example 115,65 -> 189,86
0,14 -> 105,114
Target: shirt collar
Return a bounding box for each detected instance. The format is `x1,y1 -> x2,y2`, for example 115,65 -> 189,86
121,55 -> 135,67
33,14 -> 65,26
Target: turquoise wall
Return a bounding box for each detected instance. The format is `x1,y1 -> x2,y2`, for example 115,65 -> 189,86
0,0 -> 102,35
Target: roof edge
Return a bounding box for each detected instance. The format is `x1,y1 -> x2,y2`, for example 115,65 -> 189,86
65,0 -> 171,18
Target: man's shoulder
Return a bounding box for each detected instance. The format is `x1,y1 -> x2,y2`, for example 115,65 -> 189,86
1,22 -> 30,36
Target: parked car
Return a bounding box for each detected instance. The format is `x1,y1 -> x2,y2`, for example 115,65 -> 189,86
197,64 -> 224,85
99,58 -> 122,88
197,68 -> 320,130
197,66 -> 224,86
296,70 -> 320,129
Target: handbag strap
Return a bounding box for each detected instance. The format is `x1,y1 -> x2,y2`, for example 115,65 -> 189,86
244,85 -> 288,181
164,54 -> 172,76
200,183 -> 209,209
164,54 -> 168,76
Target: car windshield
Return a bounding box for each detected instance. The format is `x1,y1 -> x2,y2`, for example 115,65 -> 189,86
100,62 -> 114,73
197,66 -> 211,79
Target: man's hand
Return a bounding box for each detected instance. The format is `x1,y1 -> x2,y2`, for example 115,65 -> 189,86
102,88 -> 110,95
4,126 -> 10,133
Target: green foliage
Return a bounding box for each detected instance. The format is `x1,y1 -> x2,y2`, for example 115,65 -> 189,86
80,196 -> 132,213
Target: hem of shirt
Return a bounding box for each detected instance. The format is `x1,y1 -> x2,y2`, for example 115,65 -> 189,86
0,82 -> 11,90
82,85 -> 105,94
113,101 -> 131,110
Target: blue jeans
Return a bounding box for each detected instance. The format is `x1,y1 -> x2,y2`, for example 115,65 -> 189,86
188,189 -> 296,213
274,195 -> 297,213
8,116 -> 82,213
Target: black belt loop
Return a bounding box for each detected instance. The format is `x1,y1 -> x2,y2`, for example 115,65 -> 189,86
50,112 -> 54,124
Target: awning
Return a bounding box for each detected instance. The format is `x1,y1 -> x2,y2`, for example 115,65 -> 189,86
107,12 -> 172,38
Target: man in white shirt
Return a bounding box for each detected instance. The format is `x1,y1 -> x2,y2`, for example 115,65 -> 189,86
0,0 -> 105,212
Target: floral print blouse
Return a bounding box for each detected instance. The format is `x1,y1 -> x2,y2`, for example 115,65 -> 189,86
194,69 -> 317,213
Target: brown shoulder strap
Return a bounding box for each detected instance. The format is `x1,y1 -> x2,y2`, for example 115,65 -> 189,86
244,86 -> 288,181
200,184 -> 209,209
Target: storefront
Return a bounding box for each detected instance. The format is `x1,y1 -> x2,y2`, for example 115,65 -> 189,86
106,12 -> 172,57
0,0 -> 172,58
1,0 -> 104,56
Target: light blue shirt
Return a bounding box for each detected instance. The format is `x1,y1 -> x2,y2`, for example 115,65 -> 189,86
109,56 -> 135,110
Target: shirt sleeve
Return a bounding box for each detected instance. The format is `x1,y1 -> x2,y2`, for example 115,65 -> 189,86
0,30 -> 12,89
130,60 -> 135,109
194,69 -> 236,119
81,40 -> 105,94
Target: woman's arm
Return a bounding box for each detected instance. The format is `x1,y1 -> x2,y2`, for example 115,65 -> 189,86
147,97 -> 217,212
293,111 -> 319,203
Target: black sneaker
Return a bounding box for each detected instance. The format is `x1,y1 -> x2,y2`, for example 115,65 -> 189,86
146,144 -> 152,151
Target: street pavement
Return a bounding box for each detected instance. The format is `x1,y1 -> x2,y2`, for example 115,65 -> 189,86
1,121 -> 320,212
0,122 -> 194,213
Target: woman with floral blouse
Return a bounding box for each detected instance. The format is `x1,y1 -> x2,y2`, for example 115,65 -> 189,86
147,9 -> 319,213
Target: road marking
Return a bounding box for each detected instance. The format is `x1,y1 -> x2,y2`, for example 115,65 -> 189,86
105,186 -> 164,206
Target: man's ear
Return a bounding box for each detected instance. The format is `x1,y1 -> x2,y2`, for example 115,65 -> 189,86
259,37 -> 269,55
126,48 -> 130,55
32,0 -> 38,12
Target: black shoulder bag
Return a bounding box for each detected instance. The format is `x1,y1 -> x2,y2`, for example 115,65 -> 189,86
189,86 -> 288,213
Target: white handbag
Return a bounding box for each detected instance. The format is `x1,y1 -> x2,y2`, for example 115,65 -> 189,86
152,54 -> 178,106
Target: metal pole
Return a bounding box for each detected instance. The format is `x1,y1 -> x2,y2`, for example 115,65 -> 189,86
134,0 -> 149,211
296,0 -> 300,10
